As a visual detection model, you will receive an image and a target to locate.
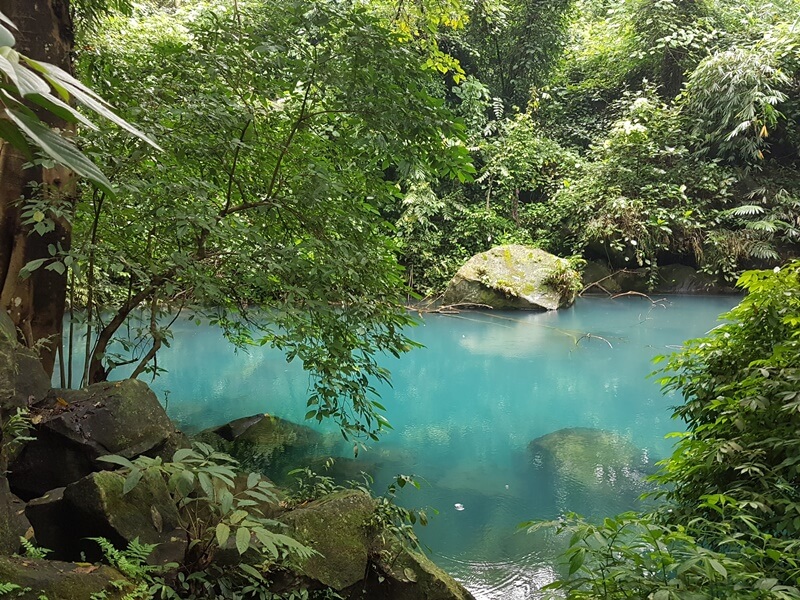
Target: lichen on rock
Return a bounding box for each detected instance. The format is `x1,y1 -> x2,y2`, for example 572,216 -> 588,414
443,245 -> 579,310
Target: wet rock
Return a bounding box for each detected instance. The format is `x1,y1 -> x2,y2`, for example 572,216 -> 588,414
9,380 -> 176,500
443,245 -> 578,310
0,555 -> 131,599
364,537 -> 477,600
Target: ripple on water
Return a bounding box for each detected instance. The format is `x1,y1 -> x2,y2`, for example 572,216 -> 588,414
439,552 -> 558,600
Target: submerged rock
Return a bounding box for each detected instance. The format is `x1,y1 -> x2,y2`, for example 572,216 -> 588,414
528,427 -> 653,511
196,413 -> 330,483
443,245 -> 579,310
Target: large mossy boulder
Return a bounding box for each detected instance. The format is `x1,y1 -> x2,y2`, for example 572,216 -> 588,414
278,490 -> 475,599
442,245 -> 578,310
279,490 -> 375,591
26,470 -> 185,563
0,555 -> 131,599
9,379 -> 178,500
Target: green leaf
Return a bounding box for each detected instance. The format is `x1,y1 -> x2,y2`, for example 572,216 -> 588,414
235,526 -> 251,555
33,60 -> 162,151
246,472 -> 259,489
229,510 -> 248,524
27,93 -> 99,130
171,448 -> 195,462
4,109 -> 113,194
19,258 -> 46,279
215,522 -> 231,547
97,454 -> 135,469
0,23 -> 15,48
0,117 -> 33,158
123,469 -> 143,495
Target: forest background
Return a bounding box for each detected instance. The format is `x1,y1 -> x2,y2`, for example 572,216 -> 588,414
0,0 -> 798,596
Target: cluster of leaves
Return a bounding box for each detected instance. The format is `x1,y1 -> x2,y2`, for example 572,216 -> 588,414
61,0 -> 477,439
0,8 -> 156,195
527,262 -> 800,598
99,443 -> 315,598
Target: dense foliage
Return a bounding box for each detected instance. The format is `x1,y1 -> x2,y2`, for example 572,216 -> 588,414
527,262 -> 800,598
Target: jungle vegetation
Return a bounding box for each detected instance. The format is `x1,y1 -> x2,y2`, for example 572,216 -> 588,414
0,0 -> 798,596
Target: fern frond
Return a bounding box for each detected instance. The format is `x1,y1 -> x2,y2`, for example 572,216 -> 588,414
727,204 -> 765,216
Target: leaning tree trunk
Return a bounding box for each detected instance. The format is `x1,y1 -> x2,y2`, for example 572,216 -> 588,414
0,0 -> 74,378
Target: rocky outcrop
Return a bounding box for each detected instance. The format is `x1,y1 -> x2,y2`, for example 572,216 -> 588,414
0,555 -> 131,599
9,380 -> 180,500
443,245 -> 579,310
279,489 -> 475,600
581,261 -> 738,295
25,470 -> 186,563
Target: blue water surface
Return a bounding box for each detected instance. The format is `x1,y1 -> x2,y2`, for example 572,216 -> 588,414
94,296 -> 741,598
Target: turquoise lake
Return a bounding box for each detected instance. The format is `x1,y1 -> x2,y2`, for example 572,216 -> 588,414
92,295 -> 740,598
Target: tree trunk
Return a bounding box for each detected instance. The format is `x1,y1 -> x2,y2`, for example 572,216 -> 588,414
0,0 -> 74,378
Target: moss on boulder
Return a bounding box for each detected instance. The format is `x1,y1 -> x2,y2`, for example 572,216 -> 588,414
279,489 -> 375,590
58,470 -> 184,562
442,245 -> 578,310
0,556 -> 131,599
368,537 -> 476,600
9,380 -> 176,500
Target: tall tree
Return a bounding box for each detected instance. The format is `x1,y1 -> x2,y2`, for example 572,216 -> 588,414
0,0 -> 74,376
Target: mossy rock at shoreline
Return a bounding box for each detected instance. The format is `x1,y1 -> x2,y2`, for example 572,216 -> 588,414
443,245 -> 578,310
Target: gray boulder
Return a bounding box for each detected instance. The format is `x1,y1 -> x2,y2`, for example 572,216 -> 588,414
9,379 -> 177,499
55,470 -> 185,563
279,489 -> 375,591
366,539 -> 476,600
443,245 -> 579,310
